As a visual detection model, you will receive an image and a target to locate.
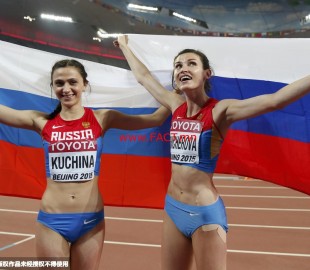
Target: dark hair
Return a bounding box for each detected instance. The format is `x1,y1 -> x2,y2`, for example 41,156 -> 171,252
47,59 -> 89,119
172,49 -> 212,93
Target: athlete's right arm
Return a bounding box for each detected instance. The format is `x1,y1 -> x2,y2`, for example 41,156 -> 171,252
114,35 -> 184,111
0,105 -> 44,131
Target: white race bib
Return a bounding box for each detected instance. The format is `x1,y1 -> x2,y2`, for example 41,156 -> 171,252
49,151 -> 96,181
170,119 -> 202,164
48,128 -> 97,181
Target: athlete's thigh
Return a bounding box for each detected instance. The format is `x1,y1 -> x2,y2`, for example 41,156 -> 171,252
35,222 -> 70,258
192,224 -> 227,270
70,220 -> 105,270
162,212 -> 194,270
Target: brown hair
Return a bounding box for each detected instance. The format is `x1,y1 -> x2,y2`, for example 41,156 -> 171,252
172,49 -> 212,93
48,59 -> 89,119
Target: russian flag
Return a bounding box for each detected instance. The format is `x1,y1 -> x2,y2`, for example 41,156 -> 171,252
0,35 -> 309,209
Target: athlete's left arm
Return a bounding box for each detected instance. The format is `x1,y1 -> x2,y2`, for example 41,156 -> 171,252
222,74 -> 310,124
105,105 -> 171,130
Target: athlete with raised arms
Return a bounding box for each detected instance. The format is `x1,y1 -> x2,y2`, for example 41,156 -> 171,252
0,59 -> 171,270
115,35 -> 310,270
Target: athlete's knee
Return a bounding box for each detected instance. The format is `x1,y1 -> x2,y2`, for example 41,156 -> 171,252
201,224 -> 227,243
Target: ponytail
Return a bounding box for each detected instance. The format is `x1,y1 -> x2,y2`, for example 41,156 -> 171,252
47,102 -> 61,120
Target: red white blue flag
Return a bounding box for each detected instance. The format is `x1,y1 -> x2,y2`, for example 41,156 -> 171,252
0,35 -> 309,208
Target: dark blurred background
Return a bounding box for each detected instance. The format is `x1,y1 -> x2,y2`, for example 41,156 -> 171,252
1,0 -> 309,68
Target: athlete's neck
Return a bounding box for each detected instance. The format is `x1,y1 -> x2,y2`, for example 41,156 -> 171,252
60,106 -> 85,121
186,96 -> 209,117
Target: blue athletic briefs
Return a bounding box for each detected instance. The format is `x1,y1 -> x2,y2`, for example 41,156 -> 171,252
37,210 -> 104,243
164,195 -> 228,238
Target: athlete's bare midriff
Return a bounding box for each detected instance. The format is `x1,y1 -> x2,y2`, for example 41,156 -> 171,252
167,164 -> 219,206
40,176 -> 103,213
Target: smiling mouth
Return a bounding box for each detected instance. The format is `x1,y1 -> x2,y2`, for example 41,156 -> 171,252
62,94 -> 74,98
180,75 -> 192,82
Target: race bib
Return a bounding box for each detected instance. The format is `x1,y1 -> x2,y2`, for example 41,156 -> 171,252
170,119 -> 202,164
49,151 -> 96,181
48,129 -> 97,181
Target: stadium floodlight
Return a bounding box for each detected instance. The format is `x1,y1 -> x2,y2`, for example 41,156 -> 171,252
127,3 -> 160,12
172,12 -> 197,23
97,28 -> 122,39
40,13 -> 73,23
168,10 -> 208,28
24,16 -> 36,22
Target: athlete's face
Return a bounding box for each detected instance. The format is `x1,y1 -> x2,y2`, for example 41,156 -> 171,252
52,66 -> 87,107
173,53 -> 209,93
